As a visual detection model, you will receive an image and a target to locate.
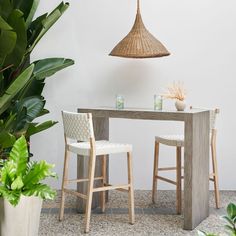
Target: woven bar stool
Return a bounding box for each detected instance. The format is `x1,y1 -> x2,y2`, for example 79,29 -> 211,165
59,111 -> 135,233
152,108 -> 220,214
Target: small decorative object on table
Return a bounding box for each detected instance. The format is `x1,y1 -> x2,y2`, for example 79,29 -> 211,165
162,81 -> 187,111
154,95 -> 163,111
116,94 -> 124,109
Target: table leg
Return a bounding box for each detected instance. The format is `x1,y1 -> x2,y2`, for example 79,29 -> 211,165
77,117 -> 109,213
184,112 -> 210,229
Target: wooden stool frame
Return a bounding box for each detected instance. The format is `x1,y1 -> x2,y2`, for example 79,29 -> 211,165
59,112 -> 135,233
152,108 -> 220,213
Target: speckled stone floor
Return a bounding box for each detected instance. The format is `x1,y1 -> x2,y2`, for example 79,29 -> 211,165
39,190 -> 236,235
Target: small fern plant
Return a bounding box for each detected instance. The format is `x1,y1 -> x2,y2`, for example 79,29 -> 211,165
0,136 -> 56,206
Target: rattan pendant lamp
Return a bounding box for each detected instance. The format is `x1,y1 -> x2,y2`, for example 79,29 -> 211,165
109,0 -> 170,58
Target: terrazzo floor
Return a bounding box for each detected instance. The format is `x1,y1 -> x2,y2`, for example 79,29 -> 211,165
40,190 -> 236,236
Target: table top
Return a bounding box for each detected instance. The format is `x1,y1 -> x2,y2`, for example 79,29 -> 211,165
78,107 -> 209,121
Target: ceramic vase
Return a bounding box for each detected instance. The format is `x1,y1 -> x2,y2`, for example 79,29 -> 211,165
175,100 -> 186,111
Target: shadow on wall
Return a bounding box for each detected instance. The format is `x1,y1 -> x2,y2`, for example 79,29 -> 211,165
99,60 -> 162,97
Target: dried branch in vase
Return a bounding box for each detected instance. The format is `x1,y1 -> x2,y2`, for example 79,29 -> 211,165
161,81 -> 187,101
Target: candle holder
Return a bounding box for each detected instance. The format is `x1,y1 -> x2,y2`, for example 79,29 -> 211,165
116,95 -> 124,110
154,95 -> 163,111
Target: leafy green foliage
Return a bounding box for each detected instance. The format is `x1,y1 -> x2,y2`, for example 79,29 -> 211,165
11,0 -> 40,26
0,64 -> 34,115
33,58 -> 75,80
0,1 -> 74,156
223,203 -> 236,236
26,121 -> 58,137
27,2 -> 69,53
4,9 -> 27,68
198,203 -> 236,236
197,230 -> 218,236
0,136 -> 56,206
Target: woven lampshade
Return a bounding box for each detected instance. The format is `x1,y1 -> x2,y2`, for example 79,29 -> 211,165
109,0 -> 170,58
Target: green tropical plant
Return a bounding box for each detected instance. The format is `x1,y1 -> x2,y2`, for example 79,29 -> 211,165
223,203 -> 236,236
0,0 -> 74,157
0,136 -> 56,206
198,203 -> 236,236
197,231 -> 218,236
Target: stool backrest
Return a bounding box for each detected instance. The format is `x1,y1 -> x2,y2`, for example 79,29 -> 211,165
210,109 -> 220,130
62,111 -> 94,142
190,107 -> 220,131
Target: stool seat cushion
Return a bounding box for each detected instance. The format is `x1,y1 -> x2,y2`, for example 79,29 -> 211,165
68,140 -> 132,156
155,135 -> 184,147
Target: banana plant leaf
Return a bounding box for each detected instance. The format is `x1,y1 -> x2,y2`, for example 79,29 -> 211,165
13,106 -> 28,134
17,77 -> 45,99
25,0 -> 40,28
0,16 -> 17,67
0,15 -> 12,30
0,130 -> 16,148
27,13 -> 47,48
1,112 -> 16,131
0,0 -> 13,20
18,58 -> 74,99
4,9 -> 27,68
26,120 -> 58,137
27,2 -> 69,53
33,58 -> 74,80
11,0 -> 39,27
37,108 -> 49,117
14,96 -> 45,122
7,96 -> 45,134
0,64 -> 34,115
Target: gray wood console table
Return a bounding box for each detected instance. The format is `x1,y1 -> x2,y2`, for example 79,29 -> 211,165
77,107 -> 210,230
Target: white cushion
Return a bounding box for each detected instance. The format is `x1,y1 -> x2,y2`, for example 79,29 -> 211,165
68,140 -> 132,156
155,135 -> 184,147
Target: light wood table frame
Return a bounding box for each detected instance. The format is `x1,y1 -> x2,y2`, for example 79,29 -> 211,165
77,107 -> 210,230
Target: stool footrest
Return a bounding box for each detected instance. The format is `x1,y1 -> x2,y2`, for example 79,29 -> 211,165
158,166 -> 183,171
67,176 -> 103,183
156,175 -> 177,185
93,184 -> 130,193
104,183 -> 129,193
158,167 -> 177,171
64,188 -> 87,199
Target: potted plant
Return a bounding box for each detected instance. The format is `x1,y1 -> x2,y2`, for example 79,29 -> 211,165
162,81 -> 187,111
0,0 -> 74,158
0,136 -> 56,236
198,203 -> 236,236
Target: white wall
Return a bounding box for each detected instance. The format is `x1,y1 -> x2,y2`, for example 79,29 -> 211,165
31,0 -> 236,190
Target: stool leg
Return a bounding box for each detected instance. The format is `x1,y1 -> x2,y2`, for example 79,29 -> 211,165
59,148 -> 70,221
152,142 -> 159,203
84,153 -> 96,233
101,155 -> 107,213
127,152 -> 135,224
211,139 -> 220,208
176,147 -> 182,215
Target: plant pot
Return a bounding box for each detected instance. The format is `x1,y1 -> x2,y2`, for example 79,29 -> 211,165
0,196 -> 42,236
175,100 -> 186,111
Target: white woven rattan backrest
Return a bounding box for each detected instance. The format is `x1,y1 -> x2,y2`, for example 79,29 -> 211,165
191,107 -> 219,131
62,111 -> 94,142
210,110 -> 218,130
